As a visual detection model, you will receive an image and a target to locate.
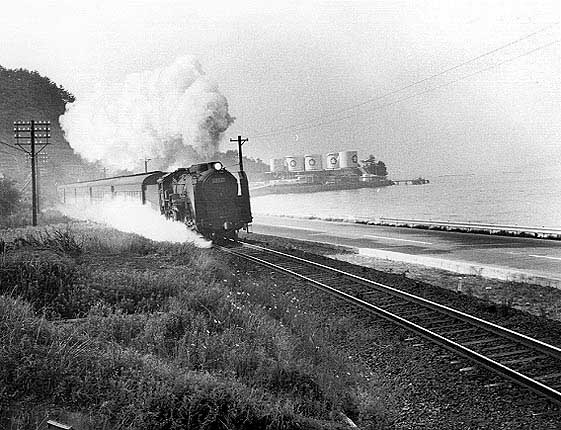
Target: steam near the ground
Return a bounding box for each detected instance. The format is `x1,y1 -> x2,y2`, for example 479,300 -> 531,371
59,56 -> 234,170
59,199 -> 211,248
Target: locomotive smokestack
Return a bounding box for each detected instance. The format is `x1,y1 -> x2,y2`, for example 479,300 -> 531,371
60,56 -> 234,170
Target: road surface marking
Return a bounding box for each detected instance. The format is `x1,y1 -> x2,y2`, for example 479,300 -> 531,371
363,234 -> 433,245
529,254 -> 561,261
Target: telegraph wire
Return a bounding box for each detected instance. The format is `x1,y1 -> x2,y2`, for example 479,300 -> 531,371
0,139 -> 19,150
254,39 -> 559,138
0,138 -> 30,154
252,23 -> 559,139
18,175 -> 32,193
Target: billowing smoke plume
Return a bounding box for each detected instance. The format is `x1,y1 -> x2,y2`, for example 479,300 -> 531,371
60,57 -> 234,170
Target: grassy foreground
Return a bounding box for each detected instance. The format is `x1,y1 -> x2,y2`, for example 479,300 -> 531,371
0,222 -> 374,429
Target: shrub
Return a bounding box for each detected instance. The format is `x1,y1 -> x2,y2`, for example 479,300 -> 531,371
19,228 -> 84,257
0,178 -> 21,217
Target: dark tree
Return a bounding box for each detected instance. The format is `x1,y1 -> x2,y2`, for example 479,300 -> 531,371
375,160 -> 388,176
361,155 -> 388,176
213,150 -> 269,174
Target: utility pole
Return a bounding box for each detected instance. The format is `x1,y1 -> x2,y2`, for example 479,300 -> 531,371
13,120 -> 51,226
141,158 -> 151,173
229,135 -> 248,172
27,152 -> 48,213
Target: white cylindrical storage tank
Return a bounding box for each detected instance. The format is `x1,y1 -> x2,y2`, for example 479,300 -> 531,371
285,155 -> 305,172
325,152 -> 340,170
304,154 -> 322,171
269,158 -> 286,172
339,150 -> 358,168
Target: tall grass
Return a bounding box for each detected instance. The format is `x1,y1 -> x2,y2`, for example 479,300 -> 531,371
17,228 -> 85,257
0,223 -> 159,255
0,207 -> 73,229
0,223 -> 365,429
0,259 -> 88,318
1,296 -> 347,429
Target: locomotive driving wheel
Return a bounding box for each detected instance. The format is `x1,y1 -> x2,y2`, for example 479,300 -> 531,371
184,218 -> 196,230
225,229 -> 238,241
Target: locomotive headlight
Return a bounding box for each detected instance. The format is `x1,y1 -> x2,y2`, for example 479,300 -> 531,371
213,162 -> 223,170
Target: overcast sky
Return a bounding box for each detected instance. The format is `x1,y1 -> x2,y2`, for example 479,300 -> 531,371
1,0 -> 559,176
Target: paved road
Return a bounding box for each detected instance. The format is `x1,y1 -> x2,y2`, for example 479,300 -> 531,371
247,215 -> 561,287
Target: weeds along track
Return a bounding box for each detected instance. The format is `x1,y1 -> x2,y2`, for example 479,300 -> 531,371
219,241 -> 561,408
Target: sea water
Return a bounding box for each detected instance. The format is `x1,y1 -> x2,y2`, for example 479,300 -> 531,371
252,171 -> 561,229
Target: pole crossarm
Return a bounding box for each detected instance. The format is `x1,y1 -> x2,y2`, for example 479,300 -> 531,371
230,136 -> 248,146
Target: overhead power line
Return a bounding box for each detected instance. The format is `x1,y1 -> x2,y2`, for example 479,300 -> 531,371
252,22 -> 559,139
19,175 -> 32,193
0,139 -> 24,153
254,39 -> 559,138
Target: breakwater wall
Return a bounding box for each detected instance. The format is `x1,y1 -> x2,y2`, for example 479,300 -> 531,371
255,213 -> 561,240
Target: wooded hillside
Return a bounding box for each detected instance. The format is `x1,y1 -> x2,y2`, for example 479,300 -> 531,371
0,66 -> 100,204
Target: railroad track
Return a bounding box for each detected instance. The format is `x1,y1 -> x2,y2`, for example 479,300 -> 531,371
220,241 -> 561,408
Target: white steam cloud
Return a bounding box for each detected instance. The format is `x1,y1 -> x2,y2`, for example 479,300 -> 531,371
59,199 -> 212,248
60,56 -> 234,170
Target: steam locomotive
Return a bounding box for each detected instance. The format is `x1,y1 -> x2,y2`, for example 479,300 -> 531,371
57,161 -> 252,241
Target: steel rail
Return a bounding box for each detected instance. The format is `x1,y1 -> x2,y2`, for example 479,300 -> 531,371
220,242 -> 561,406
240,243 -> 561,358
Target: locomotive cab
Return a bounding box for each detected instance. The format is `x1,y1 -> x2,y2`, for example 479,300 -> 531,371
158,169 -> 192,222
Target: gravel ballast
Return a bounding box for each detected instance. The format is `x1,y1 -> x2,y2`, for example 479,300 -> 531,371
228,233 -> 561,429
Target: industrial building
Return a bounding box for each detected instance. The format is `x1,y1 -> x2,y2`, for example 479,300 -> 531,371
266,150 -> 382,185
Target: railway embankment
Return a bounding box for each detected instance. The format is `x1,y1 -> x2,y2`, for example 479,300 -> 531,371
247,232 -> 561,324
237,233 -> 561,428
0,222 -> 369,429
3,221 -> 561,429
